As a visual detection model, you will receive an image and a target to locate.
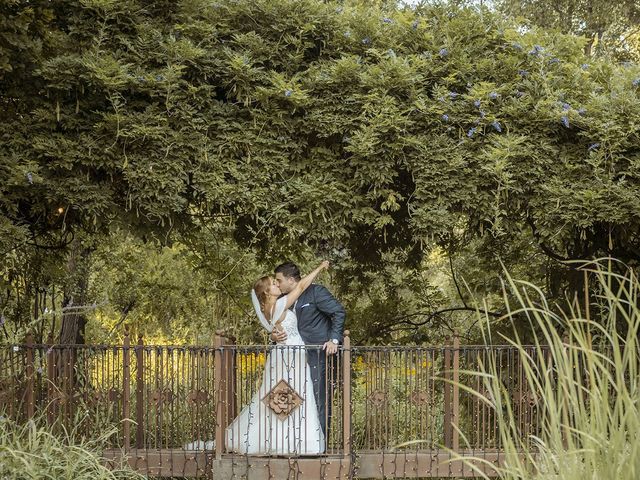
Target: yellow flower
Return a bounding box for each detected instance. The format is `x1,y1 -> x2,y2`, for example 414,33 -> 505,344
353,356 -> 366,372
238,352 -> 267,377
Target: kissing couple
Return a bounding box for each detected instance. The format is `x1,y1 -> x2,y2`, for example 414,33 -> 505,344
225,260 -> 346,455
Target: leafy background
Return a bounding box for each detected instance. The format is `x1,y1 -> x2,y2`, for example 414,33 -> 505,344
1,0 -> 639,346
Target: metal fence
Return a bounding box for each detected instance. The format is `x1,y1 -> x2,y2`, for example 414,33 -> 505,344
350,342 -> 546,453
0,329 -> 545,478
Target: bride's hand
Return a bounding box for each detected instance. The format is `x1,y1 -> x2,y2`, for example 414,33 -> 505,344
271,327 -> 287,344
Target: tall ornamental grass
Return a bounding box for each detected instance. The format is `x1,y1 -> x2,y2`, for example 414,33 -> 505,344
466,259 -> 640,479
0,413 -> 142,480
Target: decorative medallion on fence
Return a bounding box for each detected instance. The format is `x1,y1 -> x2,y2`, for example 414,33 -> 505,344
261,379 -> 303,420
108,388 -> 121,402
410,390 -> 429,406
0,382 -> 10,401
187,389 -> 209,405
53,391 -> 70,404
151,388 -> 174,404
367,389 -> 388,406
89,390 -> 104,406
89,388 -> 122,406
512,389 -> 539,407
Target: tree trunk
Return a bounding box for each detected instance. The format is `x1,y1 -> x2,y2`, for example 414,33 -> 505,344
584,33 -> 596,56
58,242 -> 93,345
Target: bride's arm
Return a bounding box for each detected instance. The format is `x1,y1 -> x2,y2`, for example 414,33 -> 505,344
283,260 -> 329,310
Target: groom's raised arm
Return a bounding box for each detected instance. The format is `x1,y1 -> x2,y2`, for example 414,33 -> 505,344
314,285 -> 346,342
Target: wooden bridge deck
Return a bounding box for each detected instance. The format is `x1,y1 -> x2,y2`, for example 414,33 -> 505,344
103,448 -> 508,478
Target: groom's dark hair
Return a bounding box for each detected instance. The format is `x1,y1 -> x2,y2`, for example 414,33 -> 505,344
274,262 -> 301,281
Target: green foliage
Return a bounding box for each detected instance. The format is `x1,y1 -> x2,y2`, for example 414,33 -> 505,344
0,415 -> 142,480
87,229 -> 265,344
4,0 -> 639,259
465,259 -> 640,479
494,0 -> 640,59
2,0 -> 640,343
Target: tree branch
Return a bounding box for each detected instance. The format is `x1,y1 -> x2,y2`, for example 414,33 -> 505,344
526,216 -> 572,262
27,231 -> 75,250
449,254 -> 468,309
393,306 -> 503,327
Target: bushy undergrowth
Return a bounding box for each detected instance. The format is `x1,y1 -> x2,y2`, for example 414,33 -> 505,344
0,414 -> 143,480
465,259 -> 640,479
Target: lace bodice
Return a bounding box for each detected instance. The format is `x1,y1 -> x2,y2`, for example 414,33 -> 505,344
269,296 -> 304,346
278,309 -> 304,346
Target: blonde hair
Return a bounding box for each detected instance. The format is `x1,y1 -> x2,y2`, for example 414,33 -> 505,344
253,276 -> 273,320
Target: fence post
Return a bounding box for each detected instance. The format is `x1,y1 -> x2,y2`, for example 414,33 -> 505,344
61,344 -> 71,423
214,331 -> 225,459
25,333 -> 35,420
443,337 -> 452,448
342,330 -> 352,457
68,340 -> 76,423
223,333 -> 237,422
123,326 -> 131,452
452,333 -> 460,451
443,334 -> 461,450
135,333 -> 144,448
583,269 -> 590,323
46,333 -> 55,425
561,331 -> 570,449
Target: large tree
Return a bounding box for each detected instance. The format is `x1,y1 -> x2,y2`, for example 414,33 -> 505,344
2,0 -> 639,343
494,0 -> 640,58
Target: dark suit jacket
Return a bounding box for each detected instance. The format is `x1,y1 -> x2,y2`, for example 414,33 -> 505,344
292,284 -> 345,345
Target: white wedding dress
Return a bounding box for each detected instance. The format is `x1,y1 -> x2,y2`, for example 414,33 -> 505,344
224,295 -> 325,455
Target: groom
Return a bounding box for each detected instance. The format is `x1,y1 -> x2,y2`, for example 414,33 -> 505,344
271,261 -> 346,438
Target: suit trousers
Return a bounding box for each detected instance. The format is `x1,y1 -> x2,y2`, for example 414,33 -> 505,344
306,348 -> 340,441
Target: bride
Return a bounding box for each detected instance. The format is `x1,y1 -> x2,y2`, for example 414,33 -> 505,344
224,260 -> 329,455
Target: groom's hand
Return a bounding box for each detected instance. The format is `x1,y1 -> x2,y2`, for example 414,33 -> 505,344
271,329 -> 287,343
322,341 -> 338,355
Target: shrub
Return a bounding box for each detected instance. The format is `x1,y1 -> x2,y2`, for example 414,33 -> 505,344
465,259 -> 640,479
0,414 -> 143,480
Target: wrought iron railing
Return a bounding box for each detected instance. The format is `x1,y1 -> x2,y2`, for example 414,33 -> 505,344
0,329 -> 546,478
